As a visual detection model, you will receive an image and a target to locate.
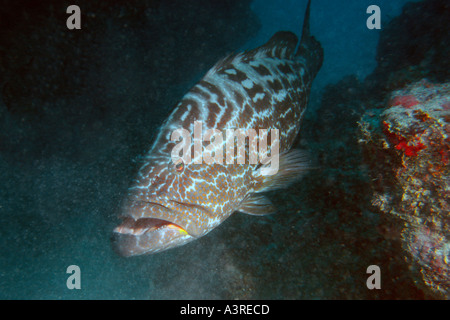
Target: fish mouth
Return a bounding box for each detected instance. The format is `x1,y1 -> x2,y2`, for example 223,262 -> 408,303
113,216 -> 187,236
111,216 -> 190,256
112,199 -> 212,256
118,198 -> 212,238
115,199 -> 184,236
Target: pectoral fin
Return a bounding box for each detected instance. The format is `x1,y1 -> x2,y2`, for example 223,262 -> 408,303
256,149 -> 311,193
237,193 -> 276,216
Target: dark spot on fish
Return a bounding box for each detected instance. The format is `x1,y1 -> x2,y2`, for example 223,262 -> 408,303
226,68 -> 248,83
267,79 -> 283,92
245,83 -> 264,99
190,86 -> 210,100
205,102 -> 221,128
252,92 -> 271,112
277,62 -> 295,75
217,100 -> 234,128
199,80 -> 225,106
233,90 -> 244,106
252,64 -> 272,76
178,98 -> 200,126
240,103 -> 254,124
171,103 -> 189,120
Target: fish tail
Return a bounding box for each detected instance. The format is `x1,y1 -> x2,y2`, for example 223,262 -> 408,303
296,0 -> 323,79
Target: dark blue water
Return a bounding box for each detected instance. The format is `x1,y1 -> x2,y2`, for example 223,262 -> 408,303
0,0 -> 444,300
248,0 -> 419,87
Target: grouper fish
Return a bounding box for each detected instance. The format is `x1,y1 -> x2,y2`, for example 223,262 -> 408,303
112,0 -> 323,256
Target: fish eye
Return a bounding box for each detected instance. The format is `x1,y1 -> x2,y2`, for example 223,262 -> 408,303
174,159 -> 184,173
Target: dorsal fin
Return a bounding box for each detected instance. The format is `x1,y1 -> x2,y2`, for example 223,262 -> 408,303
300,0 -> 312,45
296,0 -> 323,78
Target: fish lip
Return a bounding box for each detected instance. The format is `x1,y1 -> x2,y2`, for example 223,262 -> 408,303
113,216 -> 185,236
111,217 -> 190,257
115,198 -> 190,235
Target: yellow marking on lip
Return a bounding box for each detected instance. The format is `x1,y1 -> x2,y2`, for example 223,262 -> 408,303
167,223 -> 188,235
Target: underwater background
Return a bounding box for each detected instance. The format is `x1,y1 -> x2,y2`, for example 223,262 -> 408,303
0,0 -> 449,299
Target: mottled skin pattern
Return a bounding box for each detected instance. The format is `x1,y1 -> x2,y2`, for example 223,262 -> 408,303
112,0 -> 323,256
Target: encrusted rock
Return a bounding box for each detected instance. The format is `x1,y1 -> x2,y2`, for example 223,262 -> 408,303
360,79 -> 450,298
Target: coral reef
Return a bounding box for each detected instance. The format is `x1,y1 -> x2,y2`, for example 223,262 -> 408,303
359,80 -> 450,298
315,0 -> 450,299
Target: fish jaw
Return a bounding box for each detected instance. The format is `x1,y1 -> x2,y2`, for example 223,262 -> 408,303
112,216 -> 194,256
111,162 -> 227,256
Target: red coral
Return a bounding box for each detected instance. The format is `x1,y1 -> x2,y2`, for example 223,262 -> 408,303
382,121 -> 401,144
438,149 -> 450,165
390,95 -> 420,108
395,141 -> 426,157
383,122 -> 426,157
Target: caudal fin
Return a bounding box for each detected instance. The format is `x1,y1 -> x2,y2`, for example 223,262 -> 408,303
296,0 -> 323,79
